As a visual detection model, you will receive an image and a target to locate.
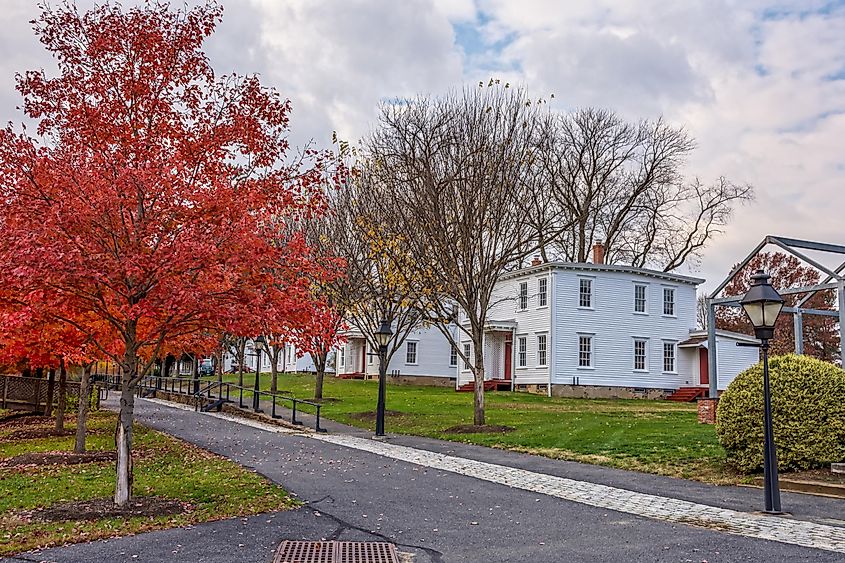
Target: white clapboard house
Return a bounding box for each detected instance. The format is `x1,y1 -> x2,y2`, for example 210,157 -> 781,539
335,324 -> 458,386
455,243 -> 758,399
221,340 -> 332,375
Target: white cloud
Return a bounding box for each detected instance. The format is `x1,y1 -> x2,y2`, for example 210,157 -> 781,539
1,0 -> 843,290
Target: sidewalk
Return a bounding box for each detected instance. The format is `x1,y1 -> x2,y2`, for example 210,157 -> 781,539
248,392 -> 843,525
11,397 -> 845,563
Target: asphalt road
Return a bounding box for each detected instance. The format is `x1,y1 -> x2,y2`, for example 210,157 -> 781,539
6,399 -> 844,563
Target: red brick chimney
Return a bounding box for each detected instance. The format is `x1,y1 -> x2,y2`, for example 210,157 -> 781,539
592,241 -> 605,265
531,255 -> 542,266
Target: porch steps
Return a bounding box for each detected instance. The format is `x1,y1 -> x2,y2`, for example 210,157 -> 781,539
456,379 -> 511,392
666,387 -> 707,402
336,373 -> 365,380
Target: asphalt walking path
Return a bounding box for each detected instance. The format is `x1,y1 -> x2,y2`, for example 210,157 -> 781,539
7,397 -> 845,563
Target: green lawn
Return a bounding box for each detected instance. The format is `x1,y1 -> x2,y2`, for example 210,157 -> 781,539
224,372 -> 741,483
0,411 -> 298,556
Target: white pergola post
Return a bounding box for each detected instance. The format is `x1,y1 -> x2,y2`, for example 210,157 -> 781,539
707,298 -> 718,398
793,311 -> 804,355
839,281 -> 845,364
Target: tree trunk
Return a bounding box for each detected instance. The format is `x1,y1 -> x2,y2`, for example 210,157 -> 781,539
472,332 -> 485,426
44,368 -> 55,417
237,339 -> 246,387
215,348 -> 223,387
114,382 -> 135,506
269,349 -> 278,395
55,358 -> 67,432
74,363 -> 92,453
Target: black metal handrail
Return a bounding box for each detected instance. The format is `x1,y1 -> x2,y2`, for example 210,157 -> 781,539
91,373 -> 327,433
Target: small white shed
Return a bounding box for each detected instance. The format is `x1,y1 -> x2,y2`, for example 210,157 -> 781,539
678,330 -> 760,391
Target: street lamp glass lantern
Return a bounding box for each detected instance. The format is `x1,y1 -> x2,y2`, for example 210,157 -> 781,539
375,319 -> 393,347
740,270 -> 784,341
254,335 -> 266,351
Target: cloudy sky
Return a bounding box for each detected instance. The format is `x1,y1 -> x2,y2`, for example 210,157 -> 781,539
2,0 -> 844,291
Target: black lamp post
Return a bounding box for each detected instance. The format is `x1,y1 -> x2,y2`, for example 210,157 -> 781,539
740,270 -> 785,514
253,335 -> 266,412
374,319 -> 393,437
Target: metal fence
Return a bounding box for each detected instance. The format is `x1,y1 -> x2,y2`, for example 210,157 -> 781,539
92,373 -> 326,432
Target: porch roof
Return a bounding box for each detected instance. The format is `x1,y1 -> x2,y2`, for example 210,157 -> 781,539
485,319 -> 517,332
679,329 -> 761,348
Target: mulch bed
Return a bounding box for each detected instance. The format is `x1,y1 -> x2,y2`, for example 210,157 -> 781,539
783,468 -> 845,485
0,414 -> 53,429
28,496 -> 190,522
443,424 -> 515,434
349,410 -> 404,421
0,450 -> 116,468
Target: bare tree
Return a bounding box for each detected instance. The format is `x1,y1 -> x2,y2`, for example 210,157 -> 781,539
302,182 -> 426,399
361,84 -> 552,426
534,108 -> 752,270
696,294 -> 708,330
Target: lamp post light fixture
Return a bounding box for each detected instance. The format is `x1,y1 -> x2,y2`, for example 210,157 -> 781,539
740,270 -> 785,514
374,318 -> 393,437
252,335 -> 266,413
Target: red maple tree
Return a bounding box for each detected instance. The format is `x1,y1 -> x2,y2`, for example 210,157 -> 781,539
716,252 -> 840,360
0,1 -> 337,505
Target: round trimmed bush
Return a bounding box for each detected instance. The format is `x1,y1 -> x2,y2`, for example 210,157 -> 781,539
716,354 -> 845,473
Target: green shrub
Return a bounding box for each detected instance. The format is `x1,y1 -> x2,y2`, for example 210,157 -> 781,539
716,354 -> 845,473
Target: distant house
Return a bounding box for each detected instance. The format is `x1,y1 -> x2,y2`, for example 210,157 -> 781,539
281,343 -> 334,374
220,340 -> 334,375
335,324 -> 457,386
455,243 -> 758,398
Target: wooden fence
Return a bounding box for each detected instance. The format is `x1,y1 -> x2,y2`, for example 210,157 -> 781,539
0,374 -> 98,414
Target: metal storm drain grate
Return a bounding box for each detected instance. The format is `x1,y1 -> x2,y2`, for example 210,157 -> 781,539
274,541 -> 399,563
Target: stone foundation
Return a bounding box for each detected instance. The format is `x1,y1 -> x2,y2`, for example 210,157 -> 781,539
697,397 -> 719,424
388,375 -> 455,387
152,390 -> 197,407
548,384 -> 672,400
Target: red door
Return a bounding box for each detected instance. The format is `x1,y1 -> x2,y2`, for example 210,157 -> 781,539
699,348 -> 709,385
504,341 -> 513,380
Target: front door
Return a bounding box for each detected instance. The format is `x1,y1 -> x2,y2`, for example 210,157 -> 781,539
699,348 -> 709,385
504,341 -> 513,380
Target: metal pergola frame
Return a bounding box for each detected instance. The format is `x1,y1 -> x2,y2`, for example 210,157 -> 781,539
706,235 -> 845,397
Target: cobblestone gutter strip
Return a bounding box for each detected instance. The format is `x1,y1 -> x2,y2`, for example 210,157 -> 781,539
312,434 -> 845,554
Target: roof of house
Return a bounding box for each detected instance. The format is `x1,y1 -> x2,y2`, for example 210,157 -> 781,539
501,261 -> 706,286
678,329 -> 760,347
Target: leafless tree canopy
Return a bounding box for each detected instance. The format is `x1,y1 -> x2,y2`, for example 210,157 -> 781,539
303,183 -> 425,370
534,108 -> 753,271
360,85 -> 551,425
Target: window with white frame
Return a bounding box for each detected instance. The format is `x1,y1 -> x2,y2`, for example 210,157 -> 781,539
368,346 -> 374,365
663,341 -> 676,372
537,334 -> 548,367
578,335 -> 593,367
450,345 -> 458,367
633,339 -> 647,371
517,336 -> 527,367
518,281 -> 528,310
339,346 -> 345,367
538,278 -> 548,307
406,341 -> 418,364
463,343 -> 472,370
663,287 -> 675,316
579,278 -> 593,308
634,284 -> 647,313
